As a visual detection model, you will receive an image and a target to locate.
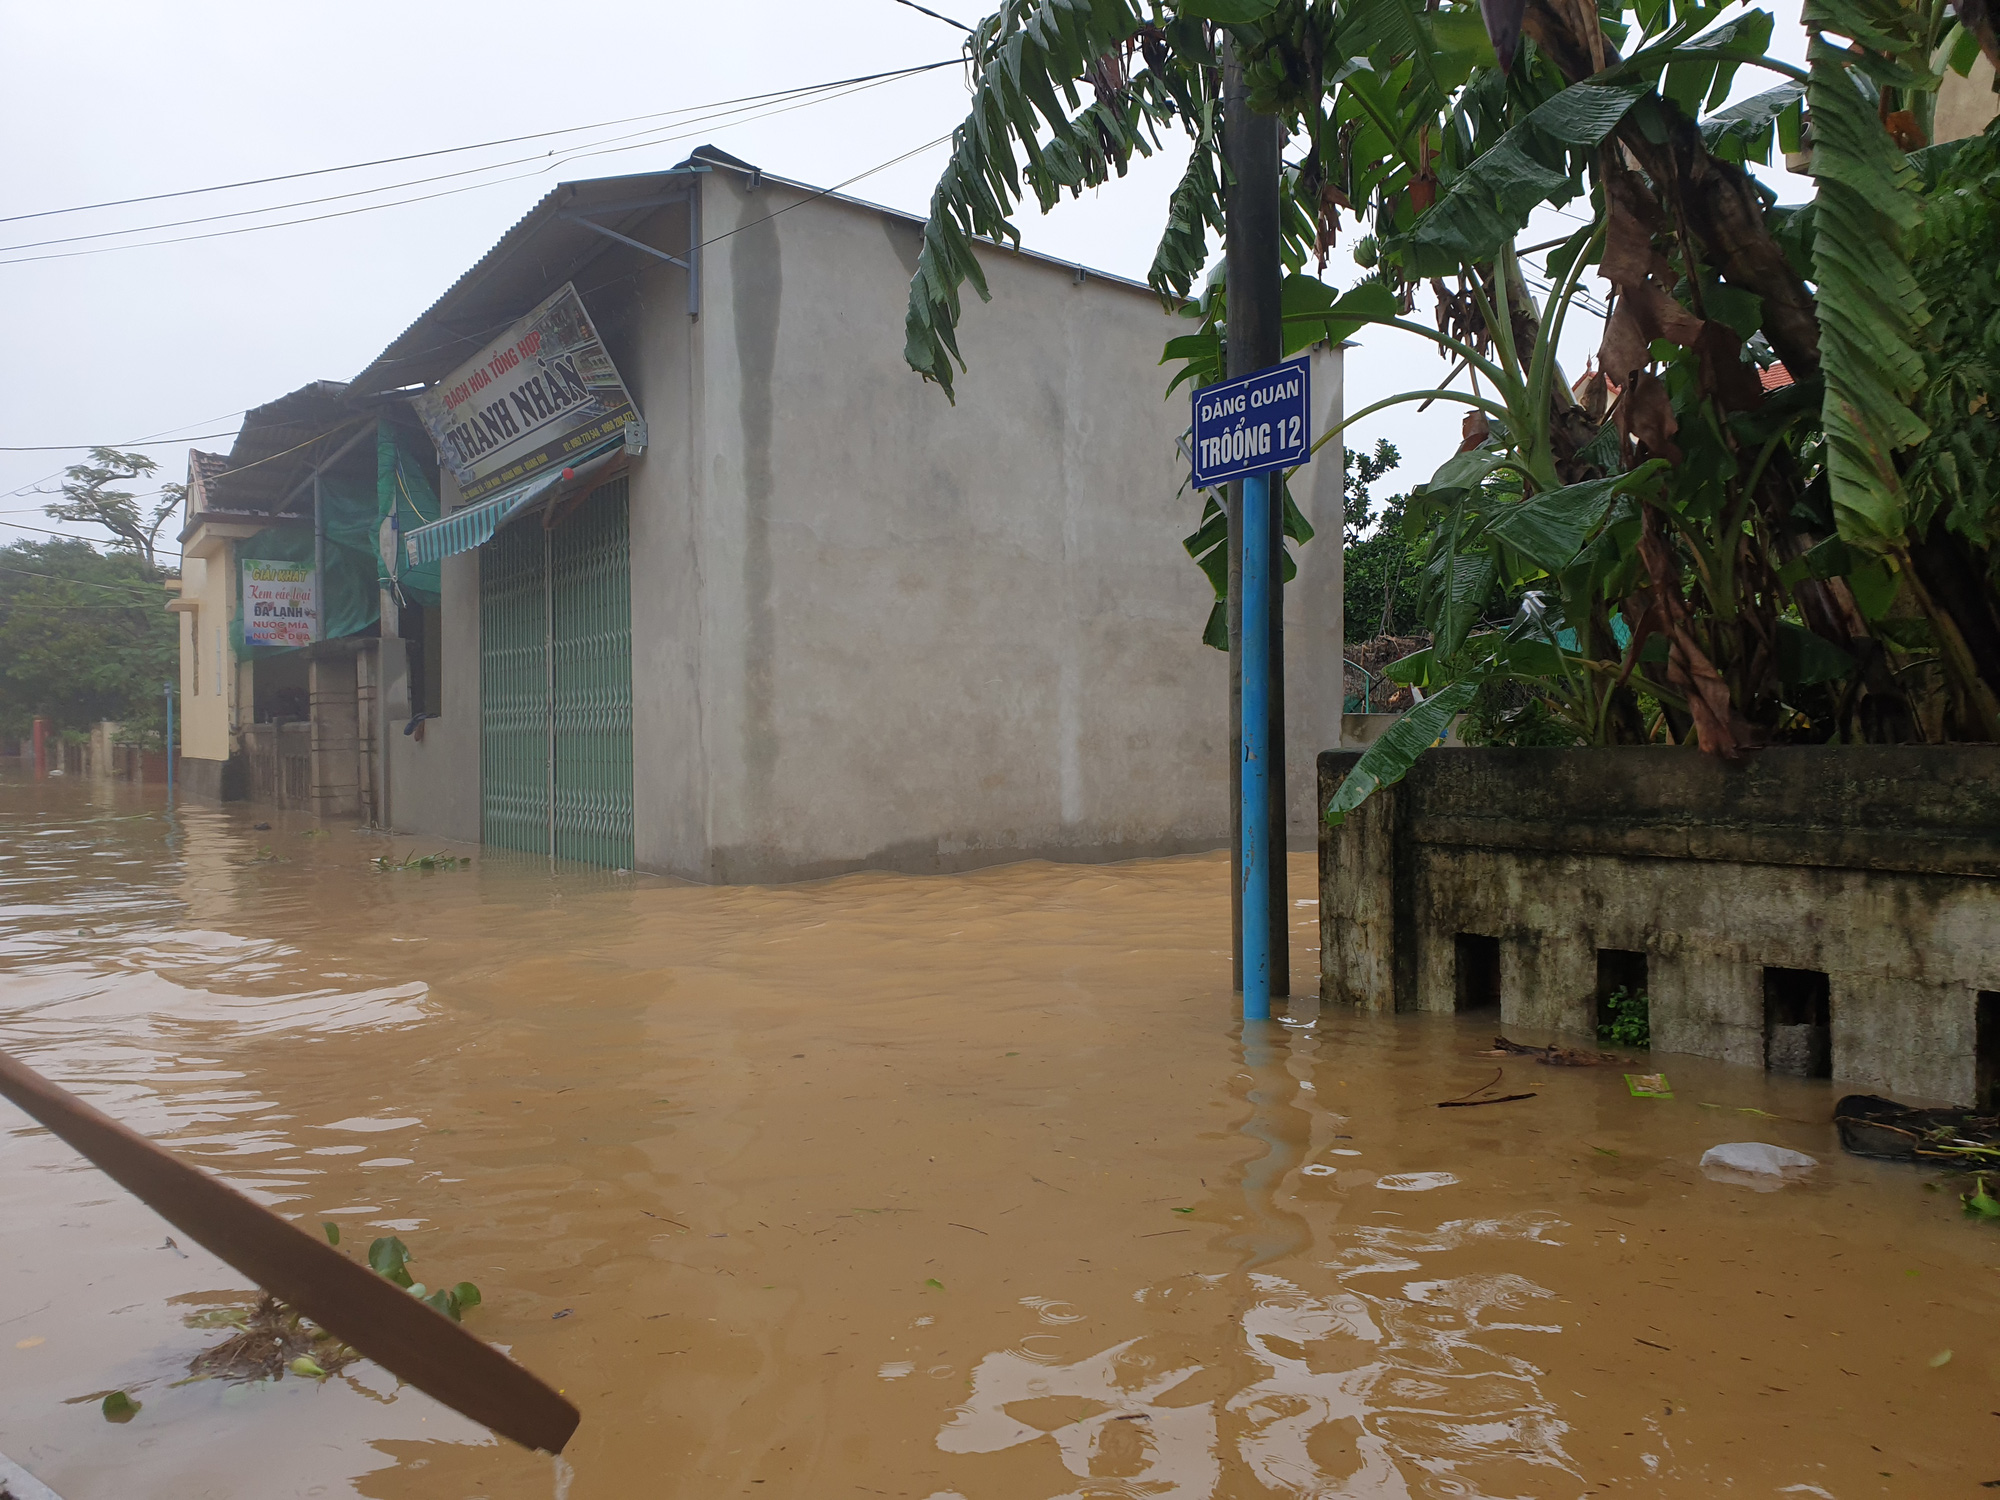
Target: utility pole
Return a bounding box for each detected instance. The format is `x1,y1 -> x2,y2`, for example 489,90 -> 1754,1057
164,682 -> 175,807
1223,39 -> 1288,1014
312,473 -> 326,644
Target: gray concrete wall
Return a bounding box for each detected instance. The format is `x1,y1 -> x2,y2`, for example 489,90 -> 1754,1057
590,203 -> 711,878
390,172 -> 1349,880
684,169 -> 1274,881
383,506 -> 482,845
1286,346 -> 1345,839
1318,745 -> 2000,1103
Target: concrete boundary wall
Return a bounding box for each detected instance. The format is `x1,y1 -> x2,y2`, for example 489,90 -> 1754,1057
1317,745 -> 2000,1103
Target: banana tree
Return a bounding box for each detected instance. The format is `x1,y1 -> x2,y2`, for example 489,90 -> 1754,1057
898,0 -> 2000,825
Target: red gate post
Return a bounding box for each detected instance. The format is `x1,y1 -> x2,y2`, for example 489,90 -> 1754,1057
31,718 -> 47,780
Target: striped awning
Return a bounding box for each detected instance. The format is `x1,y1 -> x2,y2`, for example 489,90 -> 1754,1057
401,437 -> 625,567
403,470 -> 563,567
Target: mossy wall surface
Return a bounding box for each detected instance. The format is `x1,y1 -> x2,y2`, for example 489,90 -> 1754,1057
1318,747 -> 2000,1102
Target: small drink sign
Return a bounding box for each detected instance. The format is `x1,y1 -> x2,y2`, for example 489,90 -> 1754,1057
241,559 -> 318,648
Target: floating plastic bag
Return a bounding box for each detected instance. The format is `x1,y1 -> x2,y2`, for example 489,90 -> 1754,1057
1700,1141 -> 1818,1191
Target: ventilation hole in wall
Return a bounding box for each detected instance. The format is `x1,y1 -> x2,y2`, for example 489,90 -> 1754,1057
1596,949 -> 1649,1034
1977,992 -> 1999,1114
1454,934 -> 1502,1014
1763,967 -> 1832,1079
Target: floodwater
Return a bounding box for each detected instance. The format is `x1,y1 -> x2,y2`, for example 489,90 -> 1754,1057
1,769 -> 1997,1499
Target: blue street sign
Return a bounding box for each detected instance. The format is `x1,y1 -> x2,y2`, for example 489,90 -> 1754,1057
1190,356 -> 1312,490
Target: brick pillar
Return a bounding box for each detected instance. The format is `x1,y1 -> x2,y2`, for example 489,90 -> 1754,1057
354,642 -> 380,826
1318,749 -> 1403,1014
308,652 -> 362,819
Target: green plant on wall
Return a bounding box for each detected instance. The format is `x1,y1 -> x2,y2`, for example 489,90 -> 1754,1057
1598,986 -> 1651,1048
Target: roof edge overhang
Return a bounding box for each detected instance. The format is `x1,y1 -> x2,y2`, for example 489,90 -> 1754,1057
347,161 -> 714,399
348,146 -> 1173,402
179,509 -> 314,548
684,145 -> 1161,301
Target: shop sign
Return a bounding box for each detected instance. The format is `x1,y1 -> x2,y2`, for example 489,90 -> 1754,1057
412,282 -> 639,504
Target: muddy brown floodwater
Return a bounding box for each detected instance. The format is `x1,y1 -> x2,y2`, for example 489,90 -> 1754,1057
2,768 -> 1998,1498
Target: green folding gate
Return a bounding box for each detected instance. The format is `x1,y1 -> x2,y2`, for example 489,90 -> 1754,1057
479,478 -> 634,868
479,513 -> 547,857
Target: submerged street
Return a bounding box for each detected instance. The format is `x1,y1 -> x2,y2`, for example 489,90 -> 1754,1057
1,767 -> 1996,1497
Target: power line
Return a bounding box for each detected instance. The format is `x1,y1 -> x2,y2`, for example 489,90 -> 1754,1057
0,563 -> 172,598
204,418 -> 375,486
891,0 -> 974,30
2,410 -> 247,486
0,518 -> 179,549
0,132 -> 956,471
0,487 -> 177,514
0,600 -> 177,613
0,67 -> 950,268
2,61 -> 959,228
0,65 -> 956,257
1,432 -> 239,453
693,133 -> 956,256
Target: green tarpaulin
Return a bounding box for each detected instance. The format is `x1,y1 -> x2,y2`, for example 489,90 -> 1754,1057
379,423 -> 441,609
230,423 -> 441,657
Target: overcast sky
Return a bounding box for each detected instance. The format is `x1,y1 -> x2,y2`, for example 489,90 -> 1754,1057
1,0 -> 1809,559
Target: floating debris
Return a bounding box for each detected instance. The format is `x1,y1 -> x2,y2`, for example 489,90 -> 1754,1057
1834,1095 -> 2000,1167
1375,1171 -> 1459,1192
1700,1142 -> 1818,1191
372,851 -> 470,872
1484,1037 -> 1625,1067
185,1295 -> 358,1384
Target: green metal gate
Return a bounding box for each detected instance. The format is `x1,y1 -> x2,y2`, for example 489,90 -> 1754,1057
551,479 -> 634,867
479,477 -> 634,868
479,513 -> 548,857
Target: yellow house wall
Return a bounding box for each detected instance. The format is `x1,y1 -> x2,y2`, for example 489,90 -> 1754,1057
1936,55 -> 1999,144
177,545 -> 239,763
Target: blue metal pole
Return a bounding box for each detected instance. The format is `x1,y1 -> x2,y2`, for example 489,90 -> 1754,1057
1239,470 -> 1272,1021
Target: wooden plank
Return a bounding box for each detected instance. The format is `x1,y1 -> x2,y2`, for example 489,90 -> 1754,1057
0,1449 -> 65,1500
0,1049 -> 578,1455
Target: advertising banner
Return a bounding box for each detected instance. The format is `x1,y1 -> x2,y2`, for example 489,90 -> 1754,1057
412,282 -> 639,505
242,559 -> 318,648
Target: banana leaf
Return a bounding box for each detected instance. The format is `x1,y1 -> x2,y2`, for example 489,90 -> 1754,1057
1178,0 -> 1278,19
1484,475 -> 1627,573
1324,681 -> 1479,825
1806,28 -> 1932,540
1280,277 -> 1400,355
1399,84 -> 1644,273
1700,80 -> 1805,165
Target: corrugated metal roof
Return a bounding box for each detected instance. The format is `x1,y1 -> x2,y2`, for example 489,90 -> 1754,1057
346,161 -> 710,398
347,145 -> 1161,399
180,381 -> 371,528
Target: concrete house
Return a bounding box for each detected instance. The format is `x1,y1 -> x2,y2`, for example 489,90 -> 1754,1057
179,147 -> 1348,879
175,384 -> 401,817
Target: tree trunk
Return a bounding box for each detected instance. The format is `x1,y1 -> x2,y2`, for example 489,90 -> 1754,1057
1519,0 -> 1821,381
